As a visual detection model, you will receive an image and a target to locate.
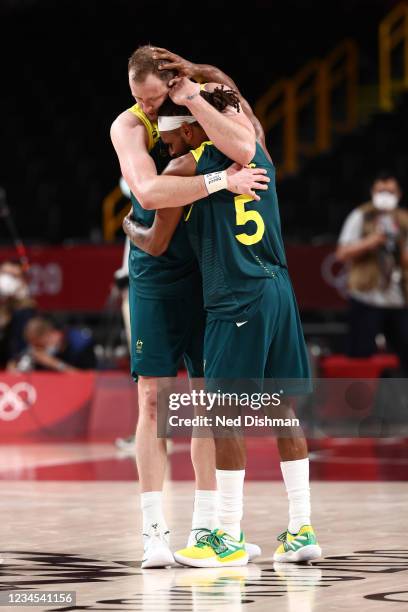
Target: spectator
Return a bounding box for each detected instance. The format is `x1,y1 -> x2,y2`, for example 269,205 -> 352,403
0,260 -> 37,367
12,317 -> 96,372
336,173 -> 408,370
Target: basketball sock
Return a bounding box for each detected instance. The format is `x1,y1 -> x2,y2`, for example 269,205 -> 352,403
187,490 -> 218,546
216,469 -> 245,541
140,491 -> 168,535
280,458 -> 311,534
191,490 -> 218,530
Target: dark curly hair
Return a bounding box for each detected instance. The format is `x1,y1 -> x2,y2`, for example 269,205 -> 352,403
158,85 -> 241,119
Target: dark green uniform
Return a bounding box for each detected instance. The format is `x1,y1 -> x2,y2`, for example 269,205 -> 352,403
186,141 -> 311,392
127,104 -> 204,380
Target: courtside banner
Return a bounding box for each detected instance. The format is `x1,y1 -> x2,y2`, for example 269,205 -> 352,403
0,245 -> 123,311
0,244 -> 346,311
0,372 -> 137,441
0,372 -> 95,440
156,377 -> 408,438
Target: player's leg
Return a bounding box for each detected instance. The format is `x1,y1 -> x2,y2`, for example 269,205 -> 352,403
136,376 -> 167,493
180,289 -> 218,545
274,400 -> 318,562
175,313 -> 269,568
263,271 -> 321,562
203,319 -> 249,558
129,287 -> 180,568
135,376 -> 174,567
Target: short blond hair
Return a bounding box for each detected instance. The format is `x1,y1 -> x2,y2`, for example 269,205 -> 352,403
128,45 -> 177,83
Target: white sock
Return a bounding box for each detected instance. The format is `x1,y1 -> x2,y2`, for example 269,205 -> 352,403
216,469 -> 245,541
140,491 -> 168,535
191,490 -> 218,530
188,490 -> 218,546
280,458 -> 311,534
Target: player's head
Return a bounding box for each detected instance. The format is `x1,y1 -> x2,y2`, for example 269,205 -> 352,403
158,86 -> 241,158
157,97 -> 203,157
128,45 -> 177,121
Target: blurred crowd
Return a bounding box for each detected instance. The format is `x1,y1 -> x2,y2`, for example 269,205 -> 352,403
2,171 -> 408,375
0,260 -> 95,372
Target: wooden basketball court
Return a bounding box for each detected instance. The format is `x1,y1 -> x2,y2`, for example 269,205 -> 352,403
1,442 -> 407,611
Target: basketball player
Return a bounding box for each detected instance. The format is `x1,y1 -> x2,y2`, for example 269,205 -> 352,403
110,46 -> 268,568
123,81 -> 322,567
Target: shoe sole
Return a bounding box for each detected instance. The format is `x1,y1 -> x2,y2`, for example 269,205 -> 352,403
246,542 -> 262,562
273,545 -> 322,563
174,552 -> 249,568
141,549 -> 175,569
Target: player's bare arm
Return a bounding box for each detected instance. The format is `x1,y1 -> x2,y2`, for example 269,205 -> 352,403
122,151 -> 269,253
169,76 -> 256,166
123,207 -> 183,257
122,155 -> 197,254
153,47 -> 270,159
111,111 -> 267,210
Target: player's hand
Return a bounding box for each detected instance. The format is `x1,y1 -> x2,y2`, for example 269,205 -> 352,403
226,163 -> 270,201
168,76 -> 201,105
123,208 -> 134,223
122,209 -> 135,236
152,47 -> 195,78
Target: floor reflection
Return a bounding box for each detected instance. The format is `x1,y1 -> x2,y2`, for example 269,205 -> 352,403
138,563 -> 324,612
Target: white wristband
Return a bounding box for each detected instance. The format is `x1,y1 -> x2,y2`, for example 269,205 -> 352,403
204,171 -> 228,195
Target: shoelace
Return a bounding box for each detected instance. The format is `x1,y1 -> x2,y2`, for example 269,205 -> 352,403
195,529 -> 228,554
277,530 -> 288,543
191,528 -> 212,543
277,529 -> 308,552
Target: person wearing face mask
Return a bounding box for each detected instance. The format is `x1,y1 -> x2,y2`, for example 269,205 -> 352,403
336,173 -> 408,370
12,316 -> 96,372
0,260 -> 37,368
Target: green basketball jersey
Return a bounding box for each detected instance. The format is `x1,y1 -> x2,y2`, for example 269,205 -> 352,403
185,141 -> 287,321
127,104 -> 199,298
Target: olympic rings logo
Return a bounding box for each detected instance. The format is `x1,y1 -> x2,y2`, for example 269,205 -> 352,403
0,382 -> 37,421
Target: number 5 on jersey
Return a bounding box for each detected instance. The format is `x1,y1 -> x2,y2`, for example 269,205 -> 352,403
234,194 -> 265,246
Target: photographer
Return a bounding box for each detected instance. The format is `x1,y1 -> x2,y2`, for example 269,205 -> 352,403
336,173 -> 408,370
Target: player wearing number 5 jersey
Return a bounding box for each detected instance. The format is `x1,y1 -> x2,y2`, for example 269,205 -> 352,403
184,139 -> 312,389
124,87 -> 321,567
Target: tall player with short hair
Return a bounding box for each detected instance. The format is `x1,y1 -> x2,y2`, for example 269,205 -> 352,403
123,82 -> 322,567
111,46 -> 268,568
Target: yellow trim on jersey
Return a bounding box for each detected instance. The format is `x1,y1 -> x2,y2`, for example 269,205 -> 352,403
184,204 -> 195,222
128,103 -> 159,152
200,83 -> 207,91
190,140 -> 213,163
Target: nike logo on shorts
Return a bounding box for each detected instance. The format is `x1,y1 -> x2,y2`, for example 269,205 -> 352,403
236,321 -> 248,327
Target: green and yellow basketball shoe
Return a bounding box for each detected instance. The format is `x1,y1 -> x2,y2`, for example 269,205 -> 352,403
175,529 -> 249,568
273,525 -> 322,563
187,528 -> 262,562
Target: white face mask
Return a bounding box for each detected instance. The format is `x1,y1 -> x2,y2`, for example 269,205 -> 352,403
372,191 -> 399,211
0,273 -> 27,299
46,345 -> 59,356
